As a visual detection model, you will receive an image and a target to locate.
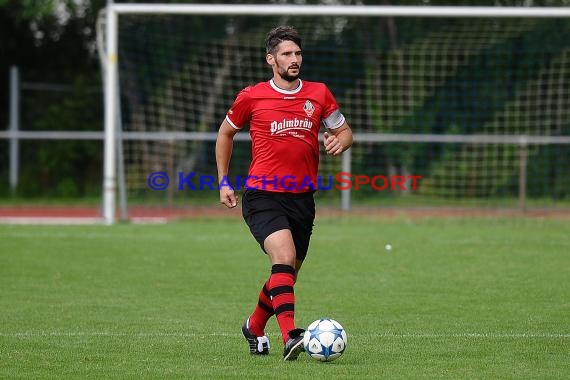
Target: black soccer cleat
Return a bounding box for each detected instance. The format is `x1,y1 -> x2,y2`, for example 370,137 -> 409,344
242,318 -> 270,355
283,328 -> 305,361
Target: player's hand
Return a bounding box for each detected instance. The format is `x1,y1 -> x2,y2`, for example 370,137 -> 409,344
323,132 -> 343,156
220,188 -> 238,208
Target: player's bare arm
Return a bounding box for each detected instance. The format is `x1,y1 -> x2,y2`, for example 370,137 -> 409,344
215,119 -> 239,208
324,122 -> 353,156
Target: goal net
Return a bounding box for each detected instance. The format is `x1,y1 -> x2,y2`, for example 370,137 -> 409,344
99,5 -> 570,221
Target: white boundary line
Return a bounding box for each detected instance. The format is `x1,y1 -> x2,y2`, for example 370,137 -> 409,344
0,217 -> 105,225
379,332 -> 570,338
2,331 -> 569,338
0,217 -> 168,225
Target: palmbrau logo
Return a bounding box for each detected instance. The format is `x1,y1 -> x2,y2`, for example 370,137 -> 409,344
270,117 -> 313,135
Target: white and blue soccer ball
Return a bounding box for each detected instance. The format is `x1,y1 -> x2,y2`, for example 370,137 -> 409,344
303,318 -> 348,362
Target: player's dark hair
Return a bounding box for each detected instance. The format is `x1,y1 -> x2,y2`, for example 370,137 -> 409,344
265,26 -> 302,55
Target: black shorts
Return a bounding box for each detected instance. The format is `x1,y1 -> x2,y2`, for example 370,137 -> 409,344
242,189 -> 316,261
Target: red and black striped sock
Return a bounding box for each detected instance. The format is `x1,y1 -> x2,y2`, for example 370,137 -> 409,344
268,264 -> 297,343
247,279 -> 274,337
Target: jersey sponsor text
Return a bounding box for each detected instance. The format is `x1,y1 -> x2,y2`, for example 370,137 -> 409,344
270,117 -> 313,135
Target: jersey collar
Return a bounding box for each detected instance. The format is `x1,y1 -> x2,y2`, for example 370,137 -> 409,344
269,79 -> 303,95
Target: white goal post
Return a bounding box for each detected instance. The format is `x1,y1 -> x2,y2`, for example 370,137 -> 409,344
102,4 -> 570,225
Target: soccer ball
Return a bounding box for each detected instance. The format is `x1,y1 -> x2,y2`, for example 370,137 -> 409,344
303,318 -> 348,362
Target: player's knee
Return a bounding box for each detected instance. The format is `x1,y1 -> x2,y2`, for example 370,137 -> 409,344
268,251 -> 296,267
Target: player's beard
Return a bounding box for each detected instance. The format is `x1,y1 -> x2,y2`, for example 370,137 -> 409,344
278,65 -> 300,83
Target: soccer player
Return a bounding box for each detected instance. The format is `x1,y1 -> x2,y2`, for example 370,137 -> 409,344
215,26 -> 353,360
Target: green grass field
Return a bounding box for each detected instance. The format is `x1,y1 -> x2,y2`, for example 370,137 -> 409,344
1,216 -> 569,379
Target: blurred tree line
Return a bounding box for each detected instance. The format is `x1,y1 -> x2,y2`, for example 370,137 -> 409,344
0,0 -> 107,197
0,0 -> 568,199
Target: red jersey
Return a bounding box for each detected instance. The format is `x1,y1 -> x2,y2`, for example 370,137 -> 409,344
226,79 -> 344,193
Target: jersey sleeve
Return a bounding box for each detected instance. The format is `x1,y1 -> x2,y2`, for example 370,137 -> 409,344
322,85 -> 346,129
322,85 -> 340,119
225,86 -> 252,130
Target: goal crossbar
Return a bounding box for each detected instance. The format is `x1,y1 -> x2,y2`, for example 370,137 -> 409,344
110,4 -> 570,18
